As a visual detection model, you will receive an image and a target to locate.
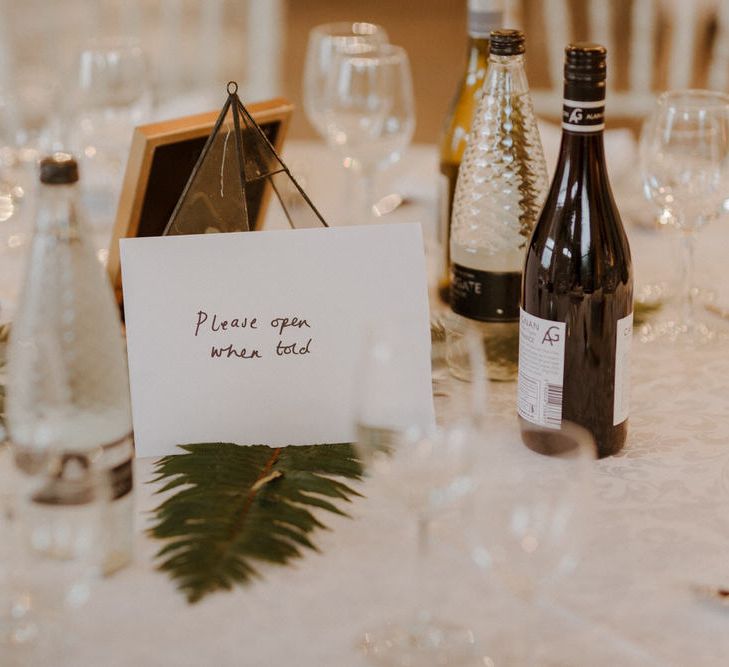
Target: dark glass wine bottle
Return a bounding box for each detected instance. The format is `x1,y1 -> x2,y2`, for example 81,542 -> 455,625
517,44 -> 633,458
437,0 -> 503,303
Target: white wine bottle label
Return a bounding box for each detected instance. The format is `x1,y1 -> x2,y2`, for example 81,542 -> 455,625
517,308 -> 566,429
562,98 -> 605,133
613,311 -> 633,425
450,264 -> 521,322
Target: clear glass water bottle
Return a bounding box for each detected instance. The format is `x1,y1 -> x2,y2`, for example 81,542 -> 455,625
6,153 -> 134,576
446,29 -> 548,382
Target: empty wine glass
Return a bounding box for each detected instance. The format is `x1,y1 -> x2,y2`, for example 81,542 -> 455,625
303,22 -> 389,138
74,36 -> 152,144
639,90 -> 729,342
2,443 -> 108,659
0,74 -> 60,239
70,36 -> 152,257
323,43 -> 415,224
354,325 -> 483,666
469,420 -> 596,664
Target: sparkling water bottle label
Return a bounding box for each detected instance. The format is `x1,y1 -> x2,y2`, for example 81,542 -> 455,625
517,308 -> 566,429
613,312 -> 633,425
109,458 -> 133,499
450,264 -> 521,322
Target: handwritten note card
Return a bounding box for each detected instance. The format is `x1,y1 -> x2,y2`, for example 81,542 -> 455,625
120,224 -> 434,457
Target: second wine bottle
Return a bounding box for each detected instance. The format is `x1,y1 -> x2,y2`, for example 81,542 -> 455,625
518,44 -> 633,458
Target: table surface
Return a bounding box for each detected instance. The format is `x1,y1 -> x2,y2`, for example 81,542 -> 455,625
3,139 -> 729,666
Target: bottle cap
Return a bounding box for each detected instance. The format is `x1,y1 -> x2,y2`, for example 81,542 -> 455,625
489,29 -> 525,56
40,153 -> 79,185
564,43 -> 607,83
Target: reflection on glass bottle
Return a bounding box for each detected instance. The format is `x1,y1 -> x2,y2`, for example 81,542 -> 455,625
447,30 -> 548,382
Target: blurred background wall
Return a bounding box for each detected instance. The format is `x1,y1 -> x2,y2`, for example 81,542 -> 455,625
0,0 -> 727,144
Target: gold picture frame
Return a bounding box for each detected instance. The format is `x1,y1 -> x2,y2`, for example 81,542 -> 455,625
107,97 -> 294,303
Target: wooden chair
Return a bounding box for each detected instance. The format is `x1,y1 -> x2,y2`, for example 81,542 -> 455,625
507,0 -> 729,126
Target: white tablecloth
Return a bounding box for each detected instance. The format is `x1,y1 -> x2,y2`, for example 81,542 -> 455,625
3,141 -> 729,666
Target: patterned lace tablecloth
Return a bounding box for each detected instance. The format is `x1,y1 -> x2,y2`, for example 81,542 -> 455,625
3,141 -> 729,666
433,334 -> 729,666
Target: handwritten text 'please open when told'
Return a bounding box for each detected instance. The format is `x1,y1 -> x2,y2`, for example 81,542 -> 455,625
194,311 -> 312,360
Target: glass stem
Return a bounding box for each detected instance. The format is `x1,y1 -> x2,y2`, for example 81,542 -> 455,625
359,167 -> 376,224
413,513 -> 431,625
341,159 -> 356,224
522,593 -> 539,667
680,229 -> 697,328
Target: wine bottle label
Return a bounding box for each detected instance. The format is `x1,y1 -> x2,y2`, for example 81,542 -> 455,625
517,309 -> 566,429
613,311 -> 633,425
562,98 -> 605,133
450,264 -> 521,322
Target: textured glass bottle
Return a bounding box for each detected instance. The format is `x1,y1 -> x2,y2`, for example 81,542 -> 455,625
7,154 -> 134,574
447,30 -> 548,381
437,0 -> 503,303
518,44 -> 633,458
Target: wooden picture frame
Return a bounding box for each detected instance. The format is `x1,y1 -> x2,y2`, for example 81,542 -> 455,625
107,97 -> 294,302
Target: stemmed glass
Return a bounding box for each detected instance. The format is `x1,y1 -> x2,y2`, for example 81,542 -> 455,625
639,89 -> 729,342
469,420 -> 596,664
303,22 -> 389,138
70,37 -> 152,259
303,23 -> 389,223
73,36 -> 152,169
0,75 -> 59,245
354,325 -> 483,666
322,44 -> 415,224
1,442 -> 108,660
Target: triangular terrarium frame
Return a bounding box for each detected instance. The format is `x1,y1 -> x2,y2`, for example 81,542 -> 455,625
163,81 -> 328,235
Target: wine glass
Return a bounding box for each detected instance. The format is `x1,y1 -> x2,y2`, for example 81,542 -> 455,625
1,443 -> 109,659
323,43 -> 415,224
70,36 -> 152,259
0,74 -> 60,245
639,89 -> 729,343
303,22 -> 389,138
302,23 -> 389,223
469,420 -> 596,664
354,325 -> 483,666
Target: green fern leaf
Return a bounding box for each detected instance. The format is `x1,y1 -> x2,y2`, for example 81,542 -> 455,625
149,442 -> 362,603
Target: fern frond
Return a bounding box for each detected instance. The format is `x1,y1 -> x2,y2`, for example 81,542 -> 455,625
149,442 -> 362,603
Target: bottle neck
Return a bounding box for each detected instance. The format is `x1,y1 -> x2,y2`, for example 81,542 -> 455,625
554,84 -> 611,201
465,35 -> 490,71
465,0 -> 501,68
484,53 -> 529,97
35,184 -> 82,237
561,82 -> 606,134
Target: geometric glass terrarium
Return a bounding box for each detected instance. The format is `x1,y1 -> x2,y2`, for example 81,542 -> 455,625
164,81 -> 328,235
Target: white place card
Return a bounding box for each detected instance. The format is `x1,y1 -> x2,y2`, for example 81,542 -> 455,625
120,224 -> 434,457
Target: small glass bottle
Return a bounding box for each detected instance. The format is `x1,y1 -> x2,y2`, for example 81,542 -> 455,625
6,153 -> 134,574
437,0 -> 503,303
447,29 -> 548,381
